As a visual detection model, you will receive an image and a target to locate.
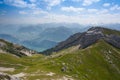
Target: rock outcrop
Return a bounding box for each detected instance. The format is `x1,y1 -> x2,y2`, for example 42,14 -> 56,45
0,72 -> 21,80
0,39 -> 37,57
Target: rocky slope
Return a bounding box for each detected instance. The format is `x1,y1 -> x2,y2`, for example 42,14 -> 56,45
0,72 -> 21,80
43,27 -> 120,55
0,39 -> 36,57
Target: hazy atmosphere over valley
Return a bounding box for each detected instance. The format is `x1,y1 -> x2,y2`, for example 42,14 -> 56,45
0,0 -> 120,80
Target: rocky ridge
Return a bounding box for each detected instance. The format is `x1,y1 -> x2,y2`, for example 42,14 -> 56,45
0,39 -> 36,57
43,27 -> 120,55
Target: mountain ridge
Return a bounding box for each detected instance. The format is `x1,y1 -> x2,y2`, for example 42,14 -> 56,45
43,27 -> 120,55
0,39 -> 37,57
0,27 -> 120,80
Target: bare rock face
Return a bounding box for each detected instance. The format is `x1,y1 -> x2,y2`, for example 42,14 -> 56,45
105,34 -> 120,48
43,27 -> 120,55
79,33 -> 104,48
54,33 -> 82,51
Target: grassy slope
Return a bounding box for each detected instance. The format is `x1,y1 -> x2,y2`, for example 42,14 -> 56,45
35,40 -> 120,80
0,40 -> 120,80
103,28 -> 120,36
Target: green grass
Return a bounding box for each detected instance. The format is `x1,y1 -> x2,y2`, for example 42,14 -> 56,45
0,40 -> 120,80
33,40 -> 120,80
103,28 -> 120,36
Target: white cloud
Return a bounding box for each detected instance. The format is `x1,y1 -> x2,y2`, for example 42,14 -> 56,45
19,11 -> 27,14
103,3 -> 110,7
61,6 -> 109,15
61,6 -> 85,12
19,9 -> 48,15
38,13 -> 120,24
2,13 -> 120,25
10,0 -> 63,10
71,0 -> 81,2
3,0 -> 38,9
44,0 -> 61,6
88,8 -> 108,14
28,3 -> 37,9
32,10 -> 48,15
98,9 -> 108,14
44,0 -> 64,10
71,0 -> 100,6
82,0 -> 100,6
110,5 -> 120,11
87,9 -> 98,13
87,8 -> 109,14
1,0 -> 120,25
4,0 -> 28,8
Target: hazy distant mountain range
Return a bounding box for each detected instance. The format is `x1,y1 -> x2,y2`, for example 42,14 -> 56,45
0,23 -> 120,52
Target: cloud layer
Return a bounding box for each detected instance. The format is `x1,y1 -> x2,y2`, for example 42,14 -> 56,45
0,0 -> 120,24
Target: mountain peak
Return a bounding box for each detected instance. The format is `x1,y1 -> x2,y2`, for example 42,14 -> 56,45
43,27 -> 120,55
86,27 -> 104,36
88,26 -> 102,30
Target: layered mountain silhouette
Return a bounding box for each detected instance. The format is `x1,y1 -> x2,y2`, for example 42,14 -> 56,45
0,34 -> 19,43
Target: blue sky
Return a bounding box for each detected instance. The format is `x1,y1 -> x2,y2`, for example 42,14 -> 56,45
0,0 -> 120,24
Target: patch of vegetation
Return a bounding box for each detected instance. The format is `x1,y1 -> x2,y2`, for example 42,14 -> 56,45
103,28 -> 120,36
0,40 -> 120,80
35,40 -> 120,80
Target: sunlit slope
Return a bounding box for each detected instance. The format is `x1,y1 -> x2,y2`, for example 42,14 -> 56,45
0,40 -> 120,80
39,40 -> 120,80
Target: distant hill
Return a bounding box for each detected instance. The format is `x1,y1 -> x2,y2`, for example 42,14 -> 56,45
0,39 -> 36,57
20,26 -> 83,51
38,26 -> 73,42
